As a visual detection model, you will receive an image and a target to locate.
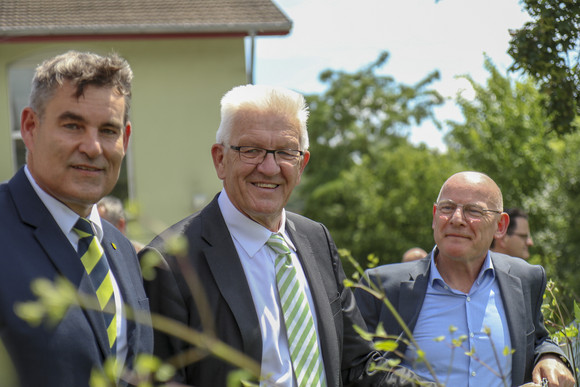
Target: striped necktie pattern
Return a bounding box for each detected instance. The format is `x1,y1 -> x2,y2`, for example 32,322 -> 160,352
74,217 -> 117,354
266,233 -> 326,387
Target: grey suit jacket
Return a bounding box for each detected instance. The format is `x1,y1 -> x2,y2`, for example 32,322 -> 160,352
354,249 -> 569,386
141,193 -> 388,386
0,168 -> 153,387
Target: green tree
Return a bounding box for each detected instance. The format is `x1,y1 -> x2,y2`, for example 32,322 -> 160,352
295,51 -> 458,268
446,57 -> 580,312
535,128 -> 580,310
305,141 -> 460,268
445,56 -> 557,207
508,0 -> 580,135
300,51 -> 444,198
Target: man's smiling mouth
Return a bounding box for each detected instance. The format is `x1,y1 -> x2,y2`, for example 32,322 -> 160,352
73,165 -> 102,172
254,183 -> 278,189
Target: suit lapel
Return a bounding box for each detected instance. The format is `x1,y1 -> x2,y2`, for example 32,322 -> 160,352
398,258 -> 430,339
285,218 -> 340,387
200,199 -> 262,363
10,169 -> 85,286
9,169 -> 112,358
492,254 -> 526,386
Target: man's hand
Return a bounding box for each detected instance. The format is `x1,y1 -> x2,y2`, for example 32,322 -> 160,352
532,354 -> 575,387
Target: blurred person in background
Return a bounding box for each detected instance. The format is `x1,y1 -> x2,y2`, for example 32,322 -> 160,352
491,207 -> 534,260
98,195 -> 144,252
402,247 -> 428,262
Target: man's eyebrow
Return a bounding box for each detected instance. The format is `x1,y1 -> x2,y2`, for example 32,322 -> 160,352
57,111 -> 87,123
57,111 -> 123,130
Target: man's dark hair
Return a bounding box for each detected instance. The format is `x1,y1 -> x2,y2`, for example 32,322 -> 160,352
505,208 -> 528,235
29,50 -> 133,124
490,208 -> 528,248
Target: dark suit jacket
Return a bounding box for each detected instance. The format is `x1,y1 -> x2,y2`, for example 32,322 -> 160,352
141,193 -> 387,387
0,168 -> 153,387
354,249 -> 569,386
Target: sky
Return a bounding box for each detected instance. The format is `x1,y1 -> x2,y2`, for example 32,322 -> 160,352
252,0 -> 531,151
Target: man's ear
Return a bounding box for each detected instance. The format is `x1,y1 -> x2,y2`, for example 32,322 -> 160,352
494,212 -> 510,239
122,122 -> 132,153
21,107 -> 39,152
295,150 -> 310,184
432,203 -> 438,230
211,144 -> 226,180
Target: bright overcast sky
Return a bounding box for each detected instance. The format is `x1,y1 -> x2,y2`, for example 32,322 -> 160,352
253,0 -> 531,151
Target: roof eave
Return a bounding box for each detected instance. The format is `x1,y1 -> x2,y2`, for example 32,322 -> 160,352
0,22 -> 292,39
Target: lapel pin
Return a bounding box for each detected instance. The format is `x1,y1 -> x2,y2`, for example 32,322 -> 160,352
111,242 -> 117,250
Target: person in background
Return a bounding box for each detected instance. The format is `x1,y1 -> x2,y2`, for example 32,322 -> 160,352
0,50 -> 152,387
402,247 -> 428,262
354,171 -> 574,387
491,207 -> 534,260
98,195 -> 144,252
140,84 -> 433,386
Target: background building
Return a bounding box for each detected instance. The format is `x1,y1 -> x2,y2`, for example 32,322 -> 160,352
0,0 -> 291,242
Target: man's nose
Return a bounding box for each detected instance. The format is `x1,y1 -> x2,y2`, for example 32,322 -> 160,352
257,151 -> 280,174
78,130 -> 103,158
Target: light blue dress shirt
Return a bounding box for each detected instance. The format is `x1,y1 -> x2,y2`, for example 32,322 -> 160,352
402,252 -> 512,387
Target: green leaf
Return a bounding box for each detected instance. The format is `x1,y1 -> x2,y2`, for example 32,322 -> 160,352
374,340 -> 399,352
353,324 -> 374,341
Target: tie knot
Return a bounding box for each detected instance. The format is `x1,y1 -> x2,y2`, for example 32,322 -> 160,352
74,217 -> 95,238
266,233 -> 292,256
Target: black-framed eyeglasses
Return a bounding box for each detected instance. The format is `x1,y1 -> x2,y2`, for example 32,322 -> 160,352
229,145 -> 304,166
435,200 -> 502,221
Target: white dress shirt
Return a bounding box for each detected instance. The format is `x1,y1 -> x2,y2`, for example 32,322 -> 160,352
218,189 -> 326,386
24,166 -> 128,366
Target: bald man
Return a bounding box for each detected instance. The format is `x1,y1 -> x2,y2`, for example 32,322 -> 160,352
355,171 -> 574,387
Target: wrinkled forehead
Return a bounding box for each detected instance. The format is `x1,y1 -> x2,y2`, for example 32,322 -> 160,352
231,109 -> 300,137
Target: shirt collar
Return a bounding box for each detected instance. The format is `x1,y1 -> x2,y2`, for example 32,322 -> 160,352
430,248 -> 496,287
217,189 -> 295,257
25,165 -> 103,241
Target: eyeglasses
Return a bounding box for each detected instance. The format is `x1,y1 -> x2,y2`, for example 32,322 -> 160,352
435,200 -> 502,221
229,145 -> 304,166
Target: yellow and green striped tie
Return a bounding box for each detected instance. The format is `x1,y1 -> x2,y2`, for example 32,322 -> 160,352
267,233 -> 326,387
74,217 -> 117,354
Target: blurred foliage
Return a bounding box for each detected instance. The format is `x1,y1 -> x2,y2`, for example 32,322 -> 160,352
542,280 -> 580,383
508,0 -> 580,135
14,275 -> 259,386
0,339 -> 17,386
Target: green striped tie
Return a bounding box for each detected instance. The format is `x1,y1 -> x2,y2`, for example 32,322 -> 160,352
267,233 -> 326,387
74,217 -> 117,354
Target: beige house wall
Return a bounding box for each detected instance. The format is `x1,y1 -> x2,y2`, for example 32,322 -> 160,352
0,38 -> 247,243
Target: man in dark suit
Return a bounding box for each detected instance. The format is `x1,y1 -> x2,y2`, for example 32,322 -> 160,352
141,84 -> 432,386
354,172 -> 574,387
0,51 -> 153,386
